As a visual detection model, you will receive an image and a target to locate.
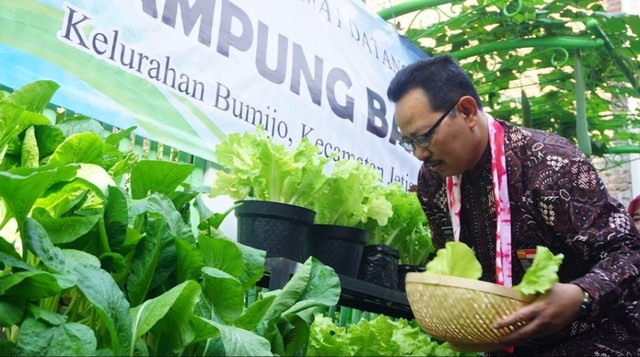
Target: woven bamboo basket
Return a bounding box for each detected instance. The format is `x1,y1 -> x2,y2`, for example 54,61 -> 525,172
405,272 -> 534,352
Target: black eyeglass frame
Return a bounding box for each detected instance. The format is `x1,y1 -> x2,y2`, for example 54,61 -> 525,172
398,100 -> 459,153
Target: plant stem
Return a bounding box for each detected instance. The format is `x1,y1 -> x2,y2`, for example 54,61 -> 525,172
97,217 -> 111,253
450,36 -> 603,60
378,0 -> 463,20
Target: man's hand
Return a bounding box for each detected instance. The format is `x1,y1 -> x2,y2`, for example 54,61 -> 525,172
493,283 -> 584,346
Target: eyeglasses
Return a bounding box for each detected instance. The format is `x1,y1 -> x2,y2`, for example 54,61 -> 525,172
398,101 -> 458,153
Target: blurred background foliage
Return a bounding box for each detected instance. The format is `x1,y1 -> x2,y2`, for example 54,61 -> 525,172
369,0 -> 640,157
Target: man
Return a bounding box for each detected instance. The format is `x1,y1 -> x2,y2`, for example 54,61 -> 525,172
387,54 -> 640,355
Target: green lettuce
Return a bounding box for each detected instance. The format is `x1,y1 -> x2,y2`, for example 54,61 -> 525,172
513,246 -> 564,295
312,159 -> 392,227
363,182 -> 435,265
425,241 -> 482,279
210,126 -> 332,210
211,126 -> 394,228
425,242 -> 564,296
307,313 -> 473,356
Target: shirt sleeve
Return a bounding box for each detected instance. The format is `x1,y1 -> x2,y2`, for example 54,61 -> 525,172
527,143 -> 640,320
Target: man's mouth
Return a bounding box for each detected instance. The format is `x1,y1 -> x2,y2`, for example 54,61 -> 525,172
425,158 -> 438,167
426,160 -> 441,171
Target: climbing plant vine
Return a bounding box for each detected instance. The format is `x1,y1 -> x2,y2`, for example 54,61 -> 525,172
377,0 -> 640,156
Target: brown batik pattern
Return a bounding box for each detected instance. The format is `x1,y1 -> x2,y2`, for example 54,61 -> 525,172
416,120 -> 640,355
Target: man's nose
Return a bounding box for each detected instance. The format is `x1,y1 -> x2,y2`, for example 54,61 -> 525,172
414,146 -> 431,161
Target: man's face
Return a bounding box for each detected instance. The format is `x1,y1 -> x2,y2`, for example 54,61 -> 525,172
394,88 -> 474,177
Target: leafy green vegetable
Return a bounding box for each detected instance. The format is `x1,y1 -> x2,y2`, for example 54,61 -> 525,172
312,159 -> 392,227
426,242 -> 564,297
425,241 -> 483,279
211,125 -> 394,228
0,80 -> 343,356
210,126 -> 332,209
364,181 -> 435,265
513,246 -> 564,295
307,313 -> 474,356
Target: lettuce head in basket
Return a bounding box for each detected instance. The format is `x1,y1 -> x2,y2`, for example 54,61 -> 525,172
406,242 -> 564,352
425,241 -> 564,295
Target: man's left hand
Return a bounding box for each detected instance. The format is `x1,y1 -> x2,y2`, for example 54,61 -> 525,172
492,283 -> 584,346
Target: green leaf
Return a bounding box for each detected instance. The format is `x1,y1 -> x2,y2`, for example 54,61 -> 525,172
189,315 -> 221,344
32,207 -> 101,244
99,252 -> 129,284
280,314 -> 311,356
307,313 -> 461,356
22,218 -> 68,273
0,167 -> 74,232
127,219 -> 165,307
17,110 -> 52,128
63,249 -> 101,269
263,257 -> 340,323
28,304 -> 67,325
210,126 -> 331,207
130,160 -> 195,199
306,314 -> 350,356
514,246 -> 564,296
130,280 -> 201,340
364,182 -> 434,265
48,132 -> 104,166
234,295 -> 277,331
56,116 -> 108,138
104,126 -> 136,147
0,251 -> 33,272
168,189 -> 199,214
32,179 -> 88,218
312,159 -> 391,227
25,217 -> 132,356
0,237 -> 31,271
0,297 -> 26,327
69,261 -> 132,356
133,194 -> 192,241
15,318 -> 97,356
0,271 -> 62,299
34,125 -> 66,158
74,163 -> 117,197
0,101 -> 24,161
263,318 -> 285,355
234,240 -> 267,289
148,226 -> 179,293
199,235 -> 244,278
175,237 -> 205,283
204,320 -> 273,356
21,126 -> 39,168
4,80 -> 59,113
104,186 -> 129,253
425,241 -> 483,279
284,138 -> 333,208
201,267 -> 245,324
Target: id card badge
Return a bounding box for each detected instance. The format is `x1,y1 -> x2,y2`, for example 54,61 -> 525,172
442,226 -> 467,241
442,226 -> 454,239
517,248 -> 537,271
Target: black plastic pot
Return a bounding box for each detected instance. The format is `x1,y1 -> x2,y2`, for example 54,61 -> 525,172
235,200 -> 316,262
397,264 -> 426,292
305,224 -> 368,278
358,244 -> 400,290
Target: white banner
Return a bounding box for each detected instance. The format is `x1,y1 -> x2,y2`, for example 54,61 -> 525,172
0,0 -> 424,189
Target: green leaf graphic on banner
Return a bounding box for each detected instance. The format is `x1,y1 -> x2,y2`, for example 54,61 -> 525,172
0,0 -> 226,163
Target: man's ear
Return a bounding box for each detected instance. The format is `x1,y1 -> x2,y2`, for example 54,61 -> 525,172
458,96 -> 480,129
458,96 -> 479,118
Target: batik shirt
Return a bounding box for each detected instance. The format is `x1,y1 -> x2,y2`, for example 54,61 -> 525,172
416,120 -> 640,355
